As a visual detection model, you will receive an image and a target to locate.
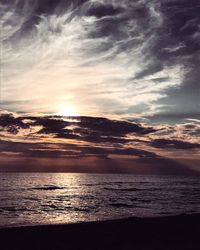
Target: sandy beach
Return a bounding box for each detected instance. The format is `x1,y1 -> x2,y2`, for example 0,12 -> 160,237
0,213 -> 200,250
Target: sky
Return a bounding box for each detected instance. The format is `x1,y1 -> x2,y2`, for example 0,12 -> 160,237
0,0 -> 200,174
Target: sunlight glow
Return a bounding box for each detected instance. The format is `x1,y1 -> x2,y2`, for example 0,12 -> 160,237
57,104 -> 78,116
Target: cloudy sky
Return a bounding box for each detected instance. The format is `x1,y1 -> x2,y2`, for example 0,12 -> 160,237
0,0 -> 200,173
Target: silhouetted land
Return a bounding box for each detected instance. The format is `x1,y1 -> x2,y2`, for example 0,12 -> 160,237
0,214 -> 200,250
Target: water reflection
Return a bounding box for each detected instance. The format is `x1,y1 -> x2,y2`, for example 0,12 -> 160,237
0,173 -> 200,227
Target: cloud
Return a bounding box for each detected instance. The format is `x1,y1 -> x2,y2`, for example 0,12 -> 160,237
150,139 -> 200,150
0,112 -> 200,173
86,3 -> 124,18
1,112 -> 200,150
0,113 -> 29,133
1,0 -> 198,118
0,112 -> 155,139
1,1 -> 200,173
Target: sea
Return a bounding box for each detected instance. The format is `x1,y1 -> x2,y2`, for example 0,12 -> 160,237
0,173 -> 200,228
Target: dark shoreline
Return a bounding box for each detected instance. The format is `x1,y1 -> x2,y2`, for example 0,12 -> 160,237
0,214 -> 200,250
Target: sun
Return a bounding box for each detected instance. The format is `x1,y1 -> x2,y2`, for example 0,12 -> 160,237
57,104 -> 78,117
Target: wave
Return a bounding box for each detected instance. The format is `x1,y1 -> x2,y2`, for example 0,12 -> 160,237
31,185 -> 65,191
41,204 -> 91,212
0,206 -> 30,212
109,203 -> 133,208
104,187 -> 143,192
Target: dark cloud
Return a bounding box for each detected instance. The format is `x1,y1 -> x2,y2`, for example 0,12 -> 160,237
0,112 -> 199,149
87,4 -> 124,18
0,112 -> 200,173
159,64 -> 200,118
1,0 -> 88,43
152,77 -> 171,83
77,116 -> 155,135
150,139 -> 200,150
33,117 -> 70,134
152,1 -> 200,119
0,113 -> 155,141
1,138 -> 199,175
134,63 -> 163,80
146,113 -> 200,124
126,0 -> 200,120
0,137 -> 156,159
150,0 -> 200,62
1,113 -> 200,150
0,113 -> 156,159
0,113 -> 29,134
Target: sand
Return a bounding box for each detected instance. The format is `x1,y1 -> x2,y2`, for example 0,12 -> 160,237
0,214 -> 200,250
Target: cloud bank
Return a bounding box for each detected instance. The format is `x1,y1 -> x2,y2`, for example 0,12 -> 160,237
0,112 -> 200,174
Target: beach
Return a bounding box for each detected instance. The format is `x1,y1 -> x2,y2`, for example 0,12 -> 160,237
0,214 -> 200,250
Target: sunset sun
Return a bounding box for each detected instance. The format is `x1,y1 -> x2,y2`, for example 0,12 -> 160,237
57,104 -> 78,117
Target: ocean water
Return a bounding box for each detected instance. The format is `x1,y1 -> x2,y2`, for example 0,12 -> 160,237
0,173 -> 200,228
